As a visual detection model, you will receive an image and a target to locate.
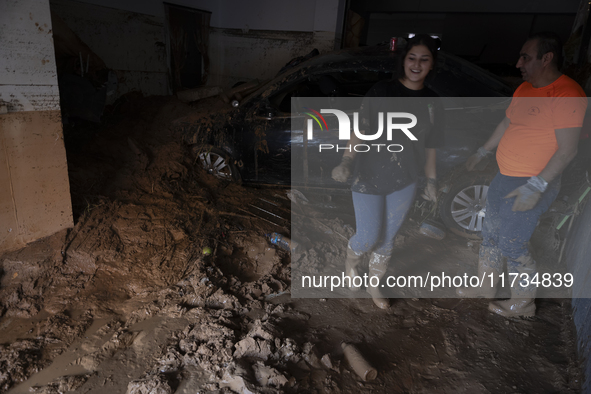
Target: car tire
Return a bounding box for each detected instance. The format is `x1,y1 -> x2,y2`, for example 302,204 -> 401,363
191,145 -> 241,183
439,172 -> 496,239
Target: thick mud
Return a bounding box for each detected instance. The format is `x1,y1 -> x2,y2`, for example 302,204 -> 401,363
0,96 -> 582,393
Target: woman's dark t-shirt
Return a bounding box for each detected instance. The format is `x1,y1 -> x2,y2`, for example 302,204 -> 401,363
351,79 -> 444,195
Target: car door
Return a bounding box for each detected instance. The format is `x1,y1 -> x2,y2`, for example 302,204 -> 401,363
240,65 -> 396,187
290,69 -> 395,189
243,71 -> 356,186
241,77 -> 307,184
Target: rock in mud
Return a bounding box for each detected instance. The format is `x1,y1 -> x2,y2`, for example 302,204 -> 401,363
157,347 -> 183,372
178,320 -> 236,375
252,361 -> 288,388
321,353 -> 339,372
30,374 -> 92,393
274,338 -> 301,362
219,362 -> 262,394
234,337 -> 274,360
126,374 -> 172,394
302,342 -> 323,369
247,320 -> 281,341
0,339 -> 44,392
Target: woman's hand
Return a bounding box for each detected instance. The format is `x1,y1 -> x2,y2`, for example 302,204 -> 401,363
332,156 -> 354,182
421,178 -> 438,202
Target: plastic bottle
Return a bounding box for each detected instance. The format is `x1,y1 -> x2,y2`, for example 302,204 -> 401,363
265,232 -> 292,251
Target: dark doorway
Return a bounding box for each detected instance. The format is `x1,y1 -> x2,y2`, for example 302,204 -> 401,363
164,4 -> 211,92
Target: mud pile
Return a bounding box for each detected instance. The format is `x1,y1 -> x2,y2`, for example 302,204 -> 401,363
0,96 -> 297,392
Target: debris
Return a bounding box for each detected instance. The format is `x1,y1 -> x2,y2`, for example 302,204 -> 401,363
419,221 -> 446,240
234,337 -> 274,360
176,86 -> 222,103
126,375 -> 172,394
266,232 -> 292,251
321,353 -> 339,372
252,361 -> 288,388
341,342 -> 377,381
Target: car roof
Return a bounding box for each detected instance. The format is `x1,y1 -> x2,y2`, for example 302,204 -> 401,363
245,44 -> 513,102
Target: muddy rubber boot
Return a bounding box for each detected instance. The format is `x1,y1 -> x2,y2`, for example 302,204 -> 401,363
456,245 -> 502,298
366,252 -> 390,309
488,254 -> 536,318
488,296 -> 536,317
344,245 -> 364,292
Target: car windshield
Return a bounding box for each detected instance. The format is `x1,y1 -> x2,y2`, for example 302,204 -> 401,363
241,45 -> 512,106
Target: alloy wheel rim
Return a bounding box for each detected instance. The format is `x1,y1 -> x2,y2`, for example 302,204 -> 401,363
198,151 -> 232,180
450,185 -> 488,232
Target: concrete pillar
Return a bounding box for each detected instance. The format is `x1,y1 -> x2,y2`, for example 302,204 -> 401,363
0,0 -> 73,253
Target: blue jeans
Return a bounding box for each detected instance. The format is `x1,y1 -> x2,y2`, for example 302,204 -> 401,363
349,183 -> 416,256
481,172 -> 559,291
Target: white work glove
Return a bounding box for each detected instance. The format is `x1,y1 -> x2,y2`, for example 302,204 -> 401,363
421,178 -> 438,202
504,176 -> 548,211
466,146 -> 491,171
332,156 -> 354,183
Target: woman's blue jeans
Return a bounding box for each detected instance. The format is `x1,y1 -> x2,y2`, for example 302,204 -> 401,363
349,183 -> 417,256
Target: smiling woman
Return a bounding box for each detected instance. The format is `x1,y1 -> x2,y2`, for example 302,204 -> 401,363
400,44 -> 435,90
330,34 -> 445,310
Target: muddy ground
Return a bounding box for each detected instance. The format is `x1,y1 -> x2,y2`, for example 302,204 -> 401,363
0,96 -> 582,393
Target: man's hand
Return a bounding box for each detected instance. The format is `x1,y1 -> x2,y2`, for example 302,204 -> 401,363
466,146 -> 491,171
504,176 -> 547,211
332,156 -> 354,183
421,178 -> 438,202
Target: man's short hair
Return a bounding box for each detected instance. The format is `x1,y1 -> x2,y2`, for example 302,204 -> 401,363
528,32 -> 563,69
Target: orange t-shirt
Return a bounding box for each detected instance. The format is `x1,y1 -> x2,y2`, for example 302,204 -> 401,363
497,74 -> 587,177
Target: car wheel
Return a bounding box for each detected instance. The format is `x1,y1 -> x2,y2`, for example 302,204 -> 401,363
439,173 -> 495,239
191,145 -> 241,182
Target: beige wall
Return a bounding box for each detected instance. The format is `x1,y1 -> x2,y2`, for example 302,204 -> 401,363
0,111 -> 73,251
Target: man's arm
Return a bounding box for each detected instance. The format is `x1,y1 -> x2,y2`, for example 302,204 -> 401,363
537,127 -> 581,183
424,148 -> 437,180
504,127 -> 581,211
422,148 -> 438,201
466,116 -> 510,170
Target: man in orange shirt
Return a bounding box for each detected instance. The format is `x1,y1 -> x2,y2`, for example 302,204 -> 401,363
456,32 -> 587,317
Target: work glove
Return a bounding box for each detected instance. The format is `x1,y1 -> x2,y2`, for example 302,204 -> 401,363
421,178 -> 438,202
504,176 -> 548,211
332,156 -> 354,183
466,146 -> 491,171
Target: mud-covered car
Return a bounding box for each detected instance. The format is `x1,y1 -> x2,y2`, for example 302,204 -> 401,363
178,44 -> 514,238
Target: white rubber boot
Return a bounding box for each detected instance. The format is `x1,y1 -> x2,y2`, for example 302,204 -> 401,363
366,252 -> 390,309
488,296 -> 536,317
456,245 -> 502,298
489,255 -> 536,317
344,245 -> 364,292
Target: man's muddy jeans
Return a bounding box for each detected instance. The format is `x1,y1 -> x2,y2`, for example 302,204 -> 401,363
481,172 -> 560,294
349,182 -> 416,256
